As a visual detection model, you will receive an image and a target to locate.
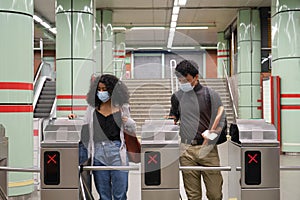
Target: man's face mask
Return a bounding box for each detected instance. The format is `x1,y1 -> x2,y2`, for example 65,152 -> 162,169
179,82 -> 194,92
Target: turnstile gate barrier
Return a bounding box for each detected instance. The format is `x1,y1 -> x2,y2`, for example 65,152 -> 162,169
0,124 -> 8,198
41,119 -> 91,199
141,119 -> 180,200
228,119 -> 280,200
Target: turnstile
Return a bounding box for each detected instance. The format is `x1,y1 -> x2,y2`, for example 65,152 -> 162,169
40,119 -> 91,199
228,119 -> 280,200
141,119 -> 180,200
0,124 -> 8,197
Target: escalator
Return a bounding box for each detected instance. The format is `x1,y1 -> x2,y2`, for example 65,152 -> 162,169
34,79 -> 56,118
33,62 -> 56,119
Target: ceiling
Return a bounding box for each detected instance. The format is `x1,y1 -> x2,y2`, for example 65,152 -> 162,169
34,0 -> 271,50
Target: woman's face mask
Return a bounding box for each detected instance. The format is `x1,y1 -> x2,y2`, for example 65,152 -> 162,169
97,91 -> 110,102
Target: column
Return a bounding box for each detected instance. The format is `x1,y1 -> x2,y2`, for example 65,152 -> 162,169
237,9 -> 262,119
272,0 -> 300,153
114,31 -> 126,78
95,9 -> 114,74
0,1 -> 34,196
217,32 -> 229,78
56,0 -> 95,117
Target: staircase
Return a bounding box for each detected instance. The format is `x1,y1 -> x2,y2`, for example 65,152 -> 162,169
200,78 -> 235,130
122,79 -> 172,131
123,78 -> 235,132
34,80 -> 56,118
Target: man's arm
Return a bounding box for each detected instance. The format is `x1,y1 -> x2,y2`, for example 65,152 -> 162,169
166,93 -> 180,124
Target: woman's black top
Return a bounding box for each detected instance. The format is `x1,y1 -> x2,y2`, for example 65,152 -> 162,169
93,110 -> 122,142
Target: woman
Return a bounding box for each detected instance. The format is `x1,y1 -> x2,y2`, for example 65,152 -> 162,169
72,74 -> 136,200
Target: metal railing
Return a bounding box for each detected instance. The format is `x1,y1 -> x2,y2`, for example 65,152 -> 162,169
1,164 -> 300,200
0,185 -> 7,200
222,60 -> 238,119
170,59 -> 178,94
3,165 -> 300,173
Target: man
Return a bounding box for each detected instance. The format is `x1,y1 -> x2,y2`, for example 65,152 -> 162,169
168,60 -> 226,200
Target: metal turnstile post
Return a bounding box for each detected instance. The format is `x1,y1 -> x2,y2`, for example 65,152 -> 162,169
40,119 -> 91,199
141,120 -> 180,200
228,119 -> 280,200
0,124 -> 8,198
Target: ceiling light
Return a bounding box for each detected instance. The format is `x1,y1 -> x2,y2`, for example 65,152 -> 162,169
172,6 -> 180,15
170,21 -> 177,28
169,27 -> 176,32
130,27 -> 165,30
176,26 -> 209,30
171,14 -> 178,22
173,0 -> 179,6
178,0 -> 187,6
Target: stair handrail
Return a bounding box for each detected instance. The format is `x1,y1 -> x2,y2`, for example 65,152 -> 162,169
49,98 -> 57,119
222,60 -> 238,119
119,59 -> 126,80
170,59 -> 178,94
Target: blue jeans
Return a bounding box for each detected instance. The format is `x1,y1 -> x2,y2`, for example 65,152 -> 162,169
93,140 -> 128,200
79,142 -> 88,164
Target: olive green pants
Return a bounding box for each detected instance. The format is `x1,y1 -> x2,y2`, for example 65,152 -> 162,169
180,143 -> 223,200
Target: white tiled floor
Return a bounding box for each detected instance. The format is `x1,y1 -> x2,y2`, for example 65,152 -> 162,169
7,142 -> 300,199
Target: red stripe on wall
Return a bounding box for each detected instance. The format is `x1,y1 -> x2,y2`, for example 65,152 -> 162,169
276,77 -> 281,142
57,106 -> 87,111
257,106 -> 262,110
281,94 -> 300,98
217,55 -> 229,58
0,82 -> 33,90
114,55 -> 126,59
0,105 -> 33,112
217,50 -> 229,52
270,77 -> 274,124
281,105 -> 300,110
33,129 -> 39,136
257,99 -> 262,102
57,95 -> 86,99
114,50 -> 125,53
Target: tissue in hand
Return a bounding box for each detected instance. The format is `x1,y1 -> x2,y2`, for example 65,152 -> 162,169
203,130 -> 218,140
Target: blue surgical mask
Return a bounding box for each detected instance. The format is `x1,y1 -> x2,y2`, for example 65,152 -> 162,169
179,82 -> 194,92
97,91 -> 110,102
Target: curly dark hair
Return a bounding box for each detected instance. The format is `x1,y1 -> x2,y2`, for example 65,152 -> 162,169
175,60 -> 199,78
86,74 -> 129,108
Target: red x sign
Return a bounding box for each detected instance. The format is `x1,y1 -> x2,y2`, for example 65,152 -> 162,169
148,154 -> 158,164
248,153 -> 258,164
47,154 -> 57,164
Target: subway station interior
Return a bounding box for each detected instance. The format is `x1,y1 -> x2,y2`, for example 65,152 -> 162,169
1,0 -> 300,199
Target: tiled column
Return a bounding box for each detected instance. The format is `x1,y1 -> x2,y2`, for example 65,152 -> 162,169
56,0 -> 95,117
217,32 -> 229,78
114,31 -> 126,78
272,0 -> 300,153
95,9 -> 114,74
0,1 -> 34,196
237,9 -> 262,119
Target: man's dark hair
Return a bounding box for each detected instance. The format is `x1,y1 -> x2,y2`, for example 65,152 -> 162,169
86,74 -> 129,108
175,60 -> 199,78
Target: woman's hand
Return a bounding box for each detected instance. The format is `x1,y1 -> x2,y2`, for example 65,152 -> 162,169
68,113 -> 77,119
